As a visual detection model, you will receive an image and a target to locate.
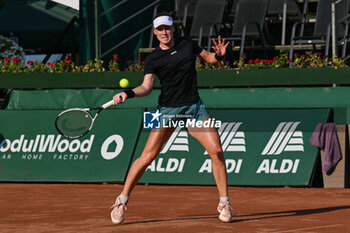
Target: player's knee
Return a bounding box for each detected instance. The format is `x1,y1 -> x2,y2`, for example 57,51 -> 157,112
209,147 -> 224,163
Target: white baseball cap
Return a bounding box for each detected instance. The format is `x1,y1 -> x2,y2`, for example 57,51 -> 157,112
153,15 -> 173,28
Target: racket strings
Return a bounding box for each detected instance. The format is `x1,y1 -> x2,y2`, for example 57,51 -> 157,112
56,110 -> 93,138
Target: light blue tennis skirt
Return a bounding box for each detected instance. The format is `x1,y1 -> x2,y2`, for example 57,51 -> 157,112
158,98 -> 210,125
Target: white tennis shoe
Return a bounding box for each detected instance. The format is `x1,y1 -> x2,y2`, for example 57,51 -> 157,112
217,201 -> 232,223
110,196 -> 127,224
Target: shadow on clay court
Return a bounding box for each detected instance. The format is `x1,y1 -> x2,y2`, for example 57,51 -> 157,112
124,215 -> 218,225
118,205 -> 350,225
231,205 -> 350,223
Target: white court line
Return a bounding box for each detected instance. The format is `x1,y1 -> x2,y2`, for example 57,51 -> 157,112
271,224 -> 344,233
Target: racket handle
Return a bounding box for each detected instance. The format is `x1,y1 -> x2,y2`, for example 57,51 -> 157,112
102,100 -> 115,109
102,96 -> 123,109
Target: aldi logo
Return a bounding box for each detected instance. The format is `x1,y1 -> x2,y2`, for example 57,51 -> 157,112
159,122 -> 246,155
138,109 -> 330,186
160,128 -> 189,153
262,122 -> 304,155
204,122 -> 246,154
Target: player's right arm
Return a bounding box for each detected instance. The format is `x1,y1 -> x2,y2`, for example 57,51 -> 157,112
113,73 -> 155,104
132,73 -> 155,97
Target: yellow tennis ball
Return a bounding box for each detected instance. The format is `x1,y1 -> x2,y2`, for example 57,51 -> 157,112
119,78 -> 129,88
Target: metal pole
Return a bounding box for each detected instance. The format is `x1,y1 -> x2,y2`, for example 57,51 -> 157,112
94,0 -> 100,60
332,0 -> 345,57
281,0 -> 287,45
331,2 -> 336,57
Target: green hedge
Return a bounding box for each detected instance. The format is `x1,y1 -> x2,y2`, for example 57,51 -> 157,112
1,68 -> 350,89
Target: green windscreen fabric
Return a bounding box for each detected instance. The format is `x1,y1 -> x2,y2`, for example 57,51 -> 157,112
6,89 -> 159,110
6,87 -> 350,124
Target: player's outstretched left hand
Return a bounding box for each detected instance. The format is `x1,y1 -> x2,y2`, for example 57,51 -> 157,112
212,35 -> 229,57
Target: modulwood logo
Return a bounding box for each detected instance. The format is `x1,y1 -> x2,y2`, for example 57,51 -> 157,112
261,122 -> 304,155
0,134 -> 124,160
100,134 -> 124,160
0,135 -> 94,153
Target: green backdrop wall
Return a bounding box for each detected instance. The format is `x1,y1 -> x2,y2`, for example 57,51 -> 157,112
1,68 -> 349,184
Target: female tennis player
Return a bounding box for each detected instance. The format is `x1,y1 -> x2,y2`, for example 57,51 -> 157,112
111,13 -> 232,223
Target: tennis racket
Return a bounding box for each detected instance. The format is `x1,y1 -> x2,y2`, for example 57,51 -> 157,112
55,97 -> 121,138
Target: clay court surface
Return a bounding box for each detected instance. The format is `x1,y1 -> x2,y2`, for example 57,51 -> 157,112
1,183 -> 350,233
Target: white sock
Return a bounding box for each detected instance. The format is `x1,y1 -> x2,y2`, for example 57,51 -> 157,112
220,197 -> 229,203
119,193 -> 129,204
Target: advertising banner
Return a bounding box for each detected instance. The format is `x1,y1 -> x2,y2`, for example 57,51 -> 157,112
0,109 -> 142,182
135,109 -> 330,186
